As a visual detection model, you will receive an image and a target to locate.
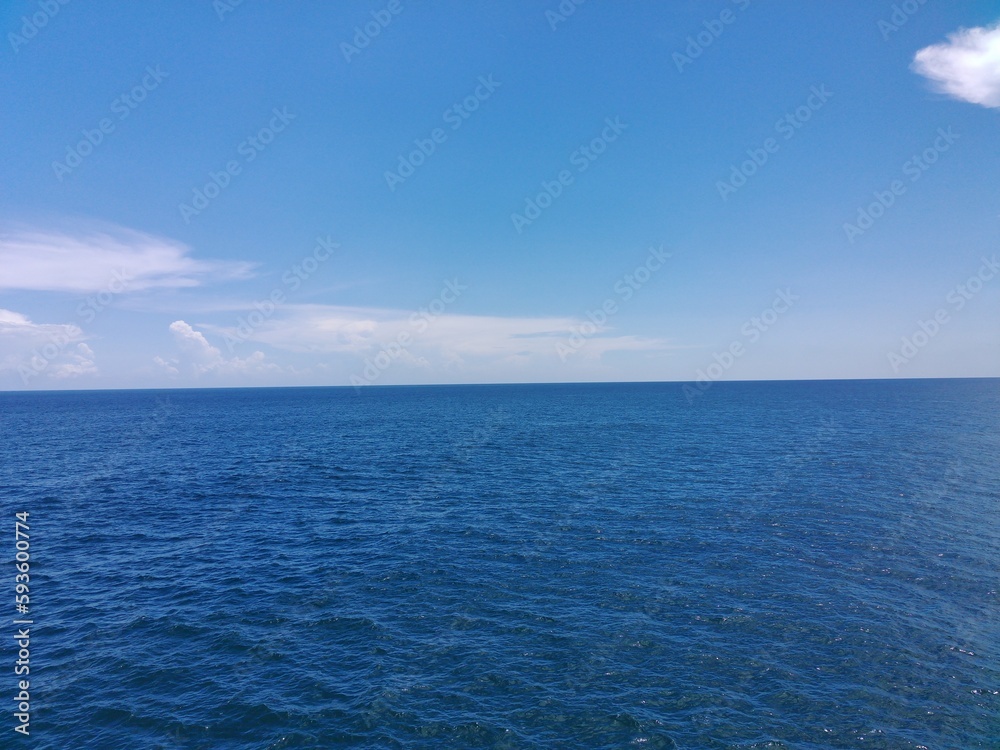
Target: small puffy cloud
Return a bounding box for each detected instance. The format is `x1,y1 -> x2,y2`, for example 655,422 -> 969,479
169,320 -> 221,364
51,343 -> 97,378
159,320 -> 282,377
912,22 -> 1000,108
0,224 -> 255,293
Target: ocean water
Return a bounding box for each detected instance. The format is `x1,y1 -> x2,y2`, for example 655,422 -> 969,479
1,379 -> 998,749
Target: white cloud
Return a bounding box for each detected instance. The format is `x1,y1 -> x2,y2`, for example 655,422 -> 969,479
169,320 -> 222,365
203,304 -> 670,368
51,343 -> 97,378
152,355 -> 179,377
912,22 -> 1000,108
158,320 -> 282,377
0,224 -> 255,293
0,308 -> 83,352
0,308 -> 95,379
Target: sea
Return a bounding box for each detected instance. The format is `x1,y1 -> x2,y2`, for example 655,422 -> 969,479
0,379 -> 998,749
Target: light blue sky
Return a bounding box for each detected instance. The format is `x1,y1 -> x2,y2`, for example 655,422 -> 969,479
2,0 -> 999,390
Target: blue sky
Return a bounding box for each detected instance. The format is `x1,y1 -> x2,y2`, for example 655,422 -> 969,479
2,0 -> 999,390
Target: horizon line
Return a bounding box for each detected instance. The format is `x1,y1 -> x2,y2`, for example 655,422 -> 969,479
2,374 -> 998,395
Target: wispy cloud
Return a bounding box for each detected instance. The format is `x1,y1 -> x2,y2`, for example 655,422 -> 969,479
0,224 -> 255,293
912,22 -> 1000,108
202,304 -> 669,362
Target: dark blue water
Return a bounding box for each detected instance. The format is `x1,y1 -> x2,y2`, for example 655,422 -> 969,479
1,380 -> 998,749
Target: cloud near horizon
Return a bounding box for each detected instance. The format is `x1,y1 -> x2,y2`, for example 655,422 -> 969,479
154,320 -> 283,378
0,308 -> 97,379
912,22 -> 1000,108
0,225 -> 256,293
199,304 -> 671,373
